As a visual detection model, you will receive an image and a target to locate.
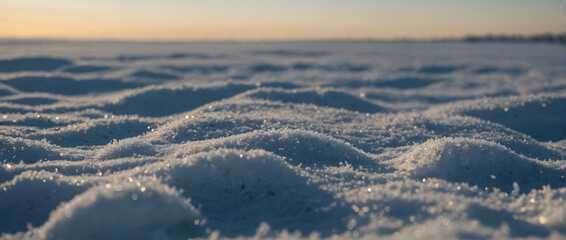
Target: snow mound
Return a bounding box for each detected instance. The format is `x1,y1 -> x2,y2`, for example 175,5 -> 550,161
245,88 -> 388,113
0,113 -> 72,129
394,137 -> 565,193
96,138 -> 158,160
0,171 -> 91,233
29,117 -> 155,147
130,70 -> 179,81
451,95 -> 566,142
176,129 -> 379,169
4,97 -> 58,106
0,136 -> 68,164
0,87 -> 16,97
152,115 -> 265,143
144,149 -> 348,235
334,77 -> 441,89
62,65 -> 113,74
0,57 -> 71,73
163,64 -> 229,74
2,77 -> 143,95
102,83 -> 255,117
35,181 -> 202,240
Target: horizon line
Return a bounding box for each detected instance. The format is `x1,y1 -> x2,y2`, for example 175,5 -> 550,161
1,32 -> 565,44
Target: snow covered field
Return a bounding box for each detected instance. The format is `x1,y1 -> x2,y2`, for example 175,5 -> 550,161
0,41 -> 565,239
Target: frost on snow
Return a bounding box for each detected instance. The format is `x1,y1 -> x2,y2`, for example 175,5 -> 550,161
0,42 -> 565,239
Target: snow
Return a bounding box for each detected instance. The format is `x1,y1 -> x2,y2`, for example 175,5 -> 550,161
0,41 -> 565,239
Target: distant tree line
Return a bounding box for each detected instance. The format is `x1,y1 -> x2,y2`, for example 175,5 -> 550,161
359,33 -> 566,44
461,33 -> 566,44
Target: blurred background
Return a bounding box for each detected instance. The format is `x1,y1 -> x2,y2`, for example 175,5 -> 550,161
1,0 -> 564,41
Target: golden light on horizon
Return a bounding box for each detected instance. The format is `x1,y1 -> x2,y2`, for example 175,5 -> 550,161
1,0 -> 564,40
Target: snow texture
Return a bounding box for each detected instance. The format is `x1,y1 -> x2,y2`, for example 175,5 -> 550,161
0,41 -> 565,239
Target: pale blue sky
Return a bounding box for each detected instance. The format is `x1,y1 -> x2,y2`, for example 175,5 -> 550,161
1,0 -> 564,40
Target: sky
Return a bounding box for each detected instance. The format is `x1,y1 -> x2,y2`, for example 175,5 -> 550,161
1,0 -> 565,41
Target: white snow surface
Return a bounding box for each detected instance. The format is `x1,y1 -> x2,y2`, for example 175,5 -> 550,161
0,41 -> 565,239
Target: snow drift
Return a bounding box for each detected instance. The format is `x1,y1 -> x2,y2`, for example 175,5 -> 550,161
0,41 -> 565,239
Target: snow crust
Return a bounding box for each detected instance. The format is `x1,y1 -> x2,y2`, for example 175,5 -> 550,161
0,41 -> 565,239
